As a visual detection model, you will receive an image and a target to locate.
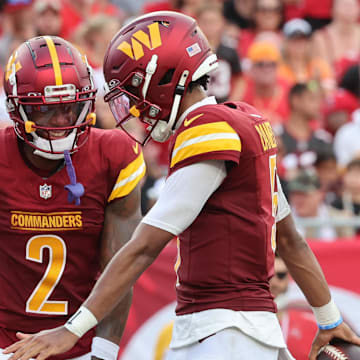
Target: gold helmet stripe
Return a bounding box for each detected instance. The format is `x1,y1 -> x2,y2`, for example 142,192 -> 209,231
44,36 -> 63,85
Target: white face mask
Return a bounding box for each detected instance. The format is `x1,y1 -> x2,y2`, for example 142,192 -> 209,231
32,130 -> 77,160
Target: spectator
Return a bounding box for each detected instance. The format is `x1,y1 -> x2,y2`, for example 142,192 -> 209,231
223,0 -> 256,29
0,1 -> 35,67
312,0 -> 360,81
314,150 -> 340,205
142,0 -> 178,13
338,63 -> 360,100
278,83 -> 332,179
196,4 -> 243,102
301,0 -> 333,31
332,64 -> 360,168
270,253 -> 290,306
323,88 -> 359,136
60,0 -> 124,41
241,41 -> 290,126
278,18 -> 334,93
180,0 -> 207,17
143,0 -> 207,18
288,171 -> 355,240
238,0 -> 284,58
73,15 -> 122,129
332,158 -> 360,234
33,0 -> 62,37
283,0 -> 333,31
333,109 -> 360,168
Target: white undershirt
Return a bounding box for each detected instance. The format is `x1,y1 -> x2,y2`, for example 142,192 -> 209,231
142,160 -> 290,235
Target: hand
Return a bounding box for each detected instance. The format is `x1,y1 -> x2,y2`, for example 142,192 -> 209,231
309,322 -> 360,360
3,326 -> 79,360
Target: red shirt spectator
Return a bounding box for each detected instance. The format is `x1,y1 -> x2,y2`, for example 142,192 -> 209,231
241,42 -> 290,126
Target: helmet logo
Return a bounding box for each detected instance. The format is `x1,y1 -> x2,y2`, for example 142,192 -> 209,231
5,52 -> 22,82
117,22 -> 162,61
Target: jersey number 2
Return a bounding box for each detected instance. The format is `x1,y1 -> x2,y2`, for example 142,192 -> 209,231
269,155 -> 278,252
26,235 -> 68,315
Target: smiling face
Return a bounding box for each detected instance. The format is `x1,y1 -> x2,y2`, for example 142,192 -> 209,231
24,103 -> 86,140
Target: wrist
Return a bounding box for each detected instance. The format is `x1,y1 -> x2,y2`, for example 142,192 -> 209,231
311,299 -> 343,330
91,336 -> 119,360
64,306 -> 98,338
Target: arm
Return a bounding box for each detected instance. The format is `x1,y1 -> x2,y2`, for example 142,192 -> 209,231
276,214 -> 360,359
91,184 -> 142,360
276,214 -> 331,307
4,160 -> 227,360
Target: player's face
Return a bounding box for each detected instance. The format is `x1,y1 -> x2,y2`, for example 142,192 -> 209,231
24,103 -> 85,139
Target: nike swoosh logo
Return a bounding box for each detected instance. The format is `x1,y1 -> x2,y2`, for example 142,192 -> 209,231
133,143 -> 139,154
184,113 -> 204,127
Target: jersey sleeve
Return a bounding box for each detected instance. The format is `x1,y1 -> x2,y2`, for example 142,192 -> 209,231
276,174 -> 291,223
170,113 -> 241,172
105,130 -> 146,202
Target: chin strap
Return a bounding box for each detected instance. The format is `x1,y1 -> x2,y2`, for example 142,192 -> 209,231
63,150 -> 84,205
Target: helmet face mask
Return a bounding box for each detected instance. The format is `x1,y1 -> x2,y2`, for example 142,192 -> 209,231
103,11 -> 218,144
4,36 -> 97,159
105,71 -> 163,144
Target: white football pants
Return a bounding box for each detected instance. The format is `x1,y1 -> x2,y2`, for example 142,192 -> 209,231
166,328 -> 295,360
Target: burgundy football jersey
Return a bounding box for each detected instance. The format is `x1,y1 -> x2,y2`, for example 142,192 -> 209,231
168,101 -> 278,315
0,127 -> 145,359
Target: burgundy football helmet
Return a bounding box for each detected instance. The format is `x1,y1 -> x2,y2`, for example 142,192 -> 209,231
103,11 -> 218,144
4,36 -> 97,159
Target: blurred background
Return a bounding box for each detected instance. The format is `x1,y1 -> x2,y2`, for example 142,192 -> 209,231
0,0 -> 359,359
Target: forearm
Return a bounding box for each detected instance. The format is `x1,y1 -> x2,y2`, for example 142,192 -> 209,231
84,223 -> 170,323
95,289 -> 132,344
276,215 -> 331,307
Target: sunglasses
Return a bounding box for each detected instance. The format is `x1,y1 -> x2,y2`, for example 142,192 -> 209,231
275,271 -> 288,280
254,61 -> 278,68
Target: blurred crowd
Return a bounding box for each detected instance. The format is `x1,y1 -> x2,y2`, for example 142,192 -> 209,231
0,0 -> 359,241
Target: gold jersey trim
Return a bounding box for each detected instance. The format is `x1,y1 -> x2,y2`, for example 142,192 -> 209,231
171,121 -> 241,168
108,152 -> 146,202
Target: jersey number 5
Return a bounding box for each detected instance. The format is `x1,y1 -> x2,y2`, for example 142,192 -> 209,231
269,155 -> 278,252
26,235 -> 68,315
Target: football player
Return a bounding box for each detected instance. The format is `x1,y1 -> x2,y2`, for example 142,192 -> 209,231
0,36 -> 145,360
4,12 -> 360,360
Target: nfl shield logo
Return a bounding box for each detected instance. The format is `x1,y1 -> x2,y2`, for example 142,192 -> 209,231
40,184 -> 52,200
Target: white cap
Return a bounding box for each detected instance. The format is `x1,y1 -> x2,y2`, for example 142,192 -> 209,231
283,18 -> 312,38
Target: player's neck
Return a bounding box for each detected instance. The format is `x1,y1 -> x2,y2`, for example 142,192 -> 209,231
178,87 -> 207,118
20,141 -> 64,176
